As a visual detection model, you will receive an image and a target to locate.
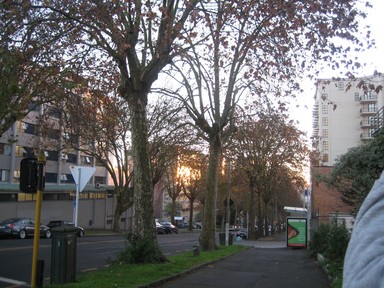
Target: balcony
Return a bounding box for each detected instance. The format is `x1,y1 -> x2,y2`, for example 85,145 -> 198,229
360,120 -> 372,128
360,94 -> 377,103
360,133 -> 373,140
371,107 -> 384,136
360,108 -> 378,115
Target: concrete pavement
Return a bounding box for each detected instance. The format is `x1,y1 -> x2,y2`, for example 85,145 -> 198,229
153,233 -> 330,288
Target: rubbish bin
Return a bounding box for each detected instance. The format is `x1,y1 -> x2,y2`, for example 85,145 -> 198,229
219,232 -> 234,245
51,227 -> 78,284
219,232 -> 225,245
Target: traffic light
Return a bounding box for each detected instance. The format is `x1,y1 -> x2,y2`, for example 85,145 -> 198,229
20,158 -> 38,193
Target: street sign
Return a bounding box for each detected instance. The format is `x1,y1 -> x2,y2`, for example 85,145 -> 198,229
70,166 -> 96,227
70,166 -> 96,192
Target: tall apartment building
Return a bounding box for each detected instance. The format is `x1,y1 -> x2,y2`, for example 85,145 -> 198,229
0,104 -> 133,230
311,73 -> 384,227
312,73 -> 384,166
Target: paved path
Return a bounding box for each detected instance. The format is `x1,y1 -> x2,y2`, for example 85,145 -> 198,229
157,234 -> 330,288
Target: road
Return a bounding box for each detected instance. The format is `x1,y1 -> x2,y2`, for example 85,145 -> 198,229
0,231 -> 200,287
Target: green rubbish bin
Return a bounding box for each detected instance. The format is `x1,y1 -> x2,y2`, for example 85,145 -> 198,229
51,227 -> 78,284
219,232 -> 234,245
219,232 -> 225,245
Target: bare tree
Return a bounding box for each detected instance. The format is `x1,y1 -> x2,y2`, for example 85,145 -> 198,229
156,0 -> 369,250
2,0 -> 370,255
230,102 -> 308,238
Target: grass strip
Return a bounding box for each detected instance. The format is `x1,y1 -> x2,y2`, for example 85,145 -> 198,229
48,245 -> 247,288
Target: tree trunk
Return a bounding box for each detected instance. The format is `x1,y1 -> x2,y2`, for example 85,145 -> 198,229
171,198 -> 177,224
256,186 -> 263,239
127,91 -> 162,260
247,178 -> 258,240
188,199 -> 194,231
199,135 -> 221,250
113,190 -> 123,232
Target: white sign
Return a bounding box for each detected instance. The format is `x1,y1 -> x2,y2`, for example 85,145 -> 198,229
70,165 -> 96,226
70,166 -> 96,192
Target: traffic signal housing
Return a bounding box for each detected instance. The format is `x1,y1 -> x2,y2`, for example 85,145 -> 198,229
20,157 -> 38,193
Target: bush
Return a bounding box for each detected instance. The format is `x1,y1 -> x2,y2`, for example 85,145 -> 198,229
309,219 -> 350,261
326,219 -> 350,261
309,219 -> 351,288
116,233 -> 167,264
309,223 -> 330,257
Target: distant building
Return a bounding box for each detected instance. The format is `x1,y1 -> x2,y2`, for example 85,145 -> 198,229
0,103 -> 130,229
312,73 -> 384,166
311,73 -> 384,226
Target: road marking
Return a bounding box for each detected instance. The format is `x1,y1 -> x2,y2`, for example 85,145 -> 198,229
82,268 -> 98,273
0,276 -> 27,286
0,239 -> 125,252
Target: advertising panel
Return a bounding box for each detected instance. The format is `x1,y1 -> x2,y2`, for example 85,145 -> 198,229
287,217 -> 307,248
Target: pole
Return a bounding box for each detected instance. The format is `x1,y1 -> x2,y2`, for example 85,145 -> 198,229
225,159 -> 231,246
74,168 -> 81,227
31,150 -> 45,288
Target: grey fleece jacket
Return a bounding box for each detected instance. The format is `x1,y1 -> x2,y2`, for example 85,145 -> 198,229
343,171 -> 384,287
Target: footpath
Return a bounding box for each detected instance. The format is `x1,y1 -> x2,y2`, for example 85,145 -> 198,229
156,233 -> 330,288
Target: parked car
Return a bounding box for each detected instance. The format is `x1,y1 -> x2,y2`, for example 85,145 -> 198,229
156,221 -> 165,234
160,221 -> 178,234
236,229 -> 247,240
193,222 -> 202,229
0,217 -> 52,239
47,220 -> 85,237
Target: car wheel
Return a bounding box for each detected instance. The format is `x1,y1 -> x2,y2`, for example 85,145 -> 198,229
19,229 -> 27,239
78,230 -> 84,237
45,229 -> 52,239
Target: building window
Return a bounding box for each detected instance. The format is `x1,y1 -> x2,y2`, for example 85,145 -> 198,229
18,122 -> 37,135
368,103 -> 377,112
60,174 -> 68,182
46,106 -> 61,118
338,81 -> 344,91
322,104 -> 328,114
17,122 -> 28,133
45,150 -> 59,161
14,170 -> 20,181
0,170 -> 10,182
322,129 -> 328,138
60,173 -> 74,184
46,128 -> 61,140
45,173 -> 58,183
355,92 -> 360,101
27,103 -> 39,112
322,141 -> 328,151
369,128 -> 375,137
322,117 -> 328,126
15,145 -> 26,157
322,154 -> 329,163
95,158 -> 107,166
95,176 -> 106,185
0,143 -> 11,156
81,156 -> 92,164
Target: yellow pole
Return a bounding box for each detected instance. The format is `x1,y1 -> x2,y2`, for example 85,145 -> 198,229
31,150 -> 45,288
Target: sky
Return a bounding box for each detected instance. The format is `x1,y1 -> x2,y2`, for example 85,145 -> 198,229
292,0 -> 384,139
